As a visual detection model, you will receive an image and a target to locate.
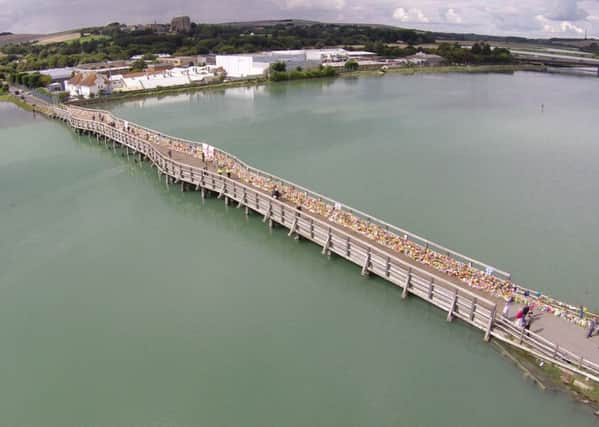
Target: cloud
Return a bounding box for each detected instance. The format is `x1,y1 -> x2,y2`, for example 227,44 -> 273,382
392,7 -> 430,23
1,0 -> 599,38
545,0 -> 588,20
444,8 -> 463,23
278,0 -> 346,10
560,20 -> 585,32
536,14 -> 586,34
493,9 -> 545,32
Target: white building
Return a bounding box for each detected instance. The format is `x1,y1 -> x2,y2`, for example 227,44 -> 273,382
38,67 -> 75,90
215,50 -> 327,78
64,72 -> 110,98
109,66 -> 217,92
305,48 -> 376,63
215,55 -> 270,78
306,49 -> 348,62
407,52 -> 444,66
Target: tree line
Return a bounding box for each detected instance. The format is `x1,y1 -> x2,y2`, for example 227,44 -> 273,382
0,22 -> 435,72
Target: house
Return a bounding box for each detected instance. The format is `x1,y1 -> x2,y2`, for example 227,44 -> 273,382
158,55 -> 206,67
75,60 -> 132,74
64,72 -> 110,98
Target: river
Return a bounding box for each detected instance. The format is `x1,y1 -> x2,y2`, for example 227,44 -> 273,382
1,72 -> 599,426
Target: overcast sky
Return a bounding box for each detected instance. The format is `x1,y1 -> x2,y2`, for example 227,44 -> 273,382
1,0 -> 599,38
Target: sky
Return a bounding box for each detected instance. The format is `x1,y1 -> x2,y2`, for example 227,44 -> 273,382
1,0 -> 599,38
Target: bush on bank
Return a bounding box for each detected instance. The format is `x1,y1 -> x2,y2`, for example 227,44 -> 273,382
270,65 -> 337,81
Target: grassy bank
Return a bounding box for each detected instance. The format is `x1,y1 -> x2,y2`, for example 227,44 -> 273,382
0,94 -> 34,111
494,341 -> 599,412
342,63 -> 546,78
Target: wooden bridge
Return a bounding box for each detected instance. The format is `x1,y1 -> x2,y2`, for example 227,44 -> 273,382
47,103 -> 599,383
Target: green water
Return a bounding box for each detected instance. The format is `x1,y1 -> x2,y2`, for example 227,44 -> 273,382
1,72 -> 599,426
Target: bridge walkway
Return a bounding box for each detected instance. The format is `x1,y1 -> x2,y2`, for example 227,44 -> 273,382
44,103 -> 599,381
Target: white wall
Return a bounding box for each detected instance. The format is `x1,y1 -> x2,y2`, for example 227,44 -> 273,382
216,55 -> 267,78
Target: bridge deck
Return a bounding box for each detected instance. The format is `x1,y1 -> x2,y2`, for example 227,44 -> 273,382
24,93 -> 599,381
150,125 -> 599,370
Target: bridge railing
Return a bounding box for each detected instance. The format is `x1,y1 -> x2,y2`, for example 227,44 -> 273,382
61,105 -> 599,320
492,317 -> 599,381
67,113 -> 498,331
64,104 -> 512,284
63,109 -> 599,383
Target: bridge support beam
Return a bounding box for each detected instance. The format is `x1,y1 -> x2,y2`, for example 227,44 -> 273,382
402,273 -> 411,299
322,230 -> 331,257
484,306 -> 497,342
288,218 -> 298,237
469,298 -> 477,322
447,289 -> 458,322
361,250 -> 371,276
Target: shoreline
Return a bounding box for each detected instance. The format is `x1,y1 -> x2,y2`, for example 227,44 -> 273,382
70,64 -> 547,107
73,78 -> 268,106
0,94 -> 34,111
494,341 -> 599,414
340,63 -> 547,77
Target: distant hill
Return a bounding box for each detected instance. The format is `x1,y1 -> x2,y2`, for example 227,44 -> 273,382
2,19 -> 596,50
0,33 -> 40,46
219,19 -> 319,27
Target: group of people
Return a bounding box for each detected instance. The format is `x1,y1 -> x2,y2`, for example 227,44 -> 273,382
66,106 -> 598,331
503,298 -> 534,330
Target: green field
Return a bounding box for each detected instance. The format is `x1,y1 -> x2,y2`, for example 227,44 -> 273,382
67,34 -> 110,44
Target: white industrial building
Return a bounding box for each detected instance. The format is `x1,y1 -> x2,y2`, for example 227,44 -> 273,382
38,67 -> 75,90
215,55 -> 270,78
109,66 -> 218,92
216,49 -> 375,78
216,50 -> 319,78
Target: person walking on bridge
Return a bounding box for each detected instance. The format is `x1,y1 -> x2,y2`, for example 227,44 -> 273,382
587,318 -> 597,339
516,305 -> 530,328
502,296 -> 514,318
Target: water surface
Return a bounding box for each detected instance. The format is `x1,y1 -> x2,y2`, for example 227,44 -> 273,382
2,72 -> 599,426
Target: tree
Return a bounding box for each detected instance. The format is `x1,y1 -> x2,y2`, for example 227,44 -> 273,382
270,61 -> 286,72
344,59 -> 359,71
130,58 -> 147,72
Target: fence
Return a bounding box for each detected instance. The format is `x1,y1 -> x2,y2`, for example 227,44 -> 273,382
66,104 -> 512,282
